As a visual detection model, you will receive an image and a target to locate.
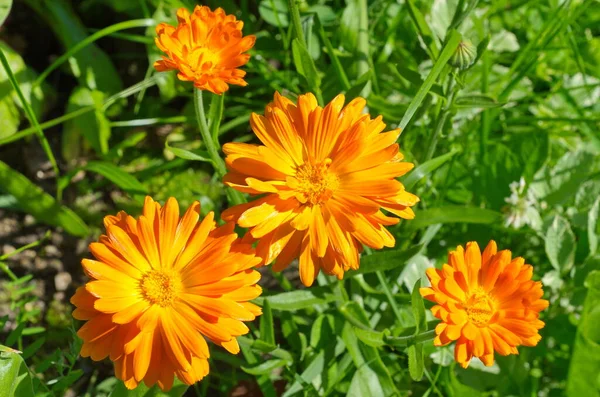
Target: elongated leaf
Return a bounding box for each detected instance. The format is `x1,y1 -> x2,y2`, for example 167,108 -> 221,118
403,149 -> 460,190
0,346 -> 34,397
566,271 -> 600,397
82,161 -> 147,195
242,359 -> 287,375
23,0 -> 122,93
282,350 -> 325,397
454,94 -> 505,109
0,160 -> 88,236
406,207 -> 503,230
399,29 -> 462,130
0,0 -> 12,27
348,245 -> 423,276
165,141 -> 213,164
255,287 -> 338,311
259,300 -> 275,346
63,87 -> 111,157
340,303 -> 398,396
589,198 -> 600,255
354,328 -> 388,348
292,38 -> 321,91
408,344 -> 424,381
411,280 -> 427,334
545,216 -> 576,273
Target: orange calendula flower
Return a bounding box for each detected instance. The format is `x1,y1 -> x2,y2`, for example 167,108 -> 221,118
71,197 -> 262,391
421,241 -> 549,368
222,92 -> 419,287
154,6 -> 256,94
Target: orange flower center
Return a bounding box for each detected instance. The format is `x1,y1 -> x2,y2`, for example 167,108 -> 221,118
188,47 -> 221,76
463,289 -> 496,327
140,270 -> 181,307
294,159 -> 339,205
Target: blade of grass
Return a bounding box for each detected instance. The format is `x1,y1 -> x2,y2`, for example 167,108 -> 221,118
34,19 -> 155,88
316,16 -> 350,90
0,76 -> 159,146
0,48 -> 60,188
399,30 -> 462,131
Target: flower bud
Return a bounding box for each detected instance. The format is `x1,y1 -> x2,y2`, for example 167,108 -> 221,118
449,39 -> 477,70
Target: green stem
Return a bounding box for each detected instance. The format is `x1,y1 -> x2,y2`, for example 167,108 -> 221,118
424,78 -> 458,161
0,262 -> 17,282
375,271 -> 404,323
0,231 -> 50,261
34,19 -> 155,88
386,329 -> 436,347
0,48 -> 60,191
317,19 -> 350,90
194,89 -> 226,176
193,89 -> 246,206
288,0 -> 306,47
0,77 -> 158,147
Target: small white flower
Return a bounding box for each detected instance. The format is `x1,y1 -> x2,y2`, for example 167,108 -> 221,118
503,177 -> 542,229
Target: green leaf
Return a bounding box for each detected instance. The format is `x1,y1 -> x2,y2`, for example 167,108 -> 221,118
0,160 -> 88,237
405,0 -> 439,58
0,346 -> 34,397
545,216 -> 576,273
399,29 -> 462,130
408,343 -> 424,381
454,94 -> 505,108
532,150 -> 594,206
0,0 -> 11,27
259,299 -> 275,346
588,198 -> 600,255
354,328 -> 388,348
347,245 -> 423,276
411,280 -> 427,334
346,70 -> 373,102
258,0 -> 289,27
0,41 -> 46,140
24,0 -> 122,93
292,38 -> 321,90
63,87 -> 111,157
242,359 -> 287,375
403,149 -> 460,190
165,141 -> 213,164
22,337 -> 45,360
282,350 -> 325,397
255,286 -> 338,311
109,379 -> 188,397
407,206 -> 503,230
82,161 -> 147,196
340,305 -> 398,397
566,270 -> 600,397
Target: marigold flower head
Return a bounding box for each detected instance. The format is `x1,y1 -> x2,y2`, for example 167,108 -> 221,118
154,6 -> 256,94
420,240 -> 549,368
71,197 -> 262,391
222,92 -> 419,286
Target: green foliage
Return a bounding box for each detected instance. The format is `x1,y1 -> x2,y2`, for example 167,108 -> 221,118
0,346 -> 34,397
567,271 -> 600,397
0,0 -> 597,395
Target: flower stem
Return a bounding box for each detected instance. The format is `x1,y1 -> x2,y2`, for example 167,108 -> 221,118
193,89 -> 246,206
288,0 -> 306,47
424,77 -> 458,161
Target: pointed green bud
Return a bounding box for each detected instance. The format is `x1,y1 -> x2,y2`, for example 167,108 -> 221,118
449,39 -> 477,70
